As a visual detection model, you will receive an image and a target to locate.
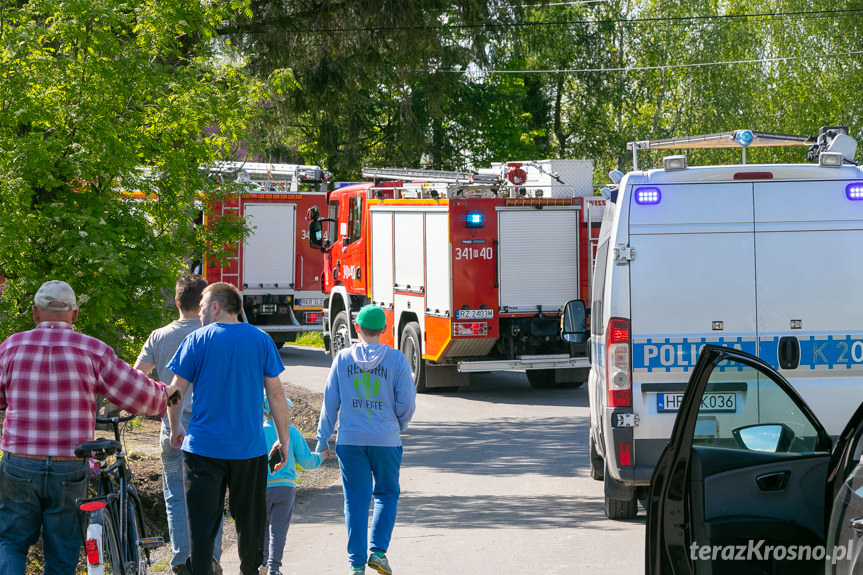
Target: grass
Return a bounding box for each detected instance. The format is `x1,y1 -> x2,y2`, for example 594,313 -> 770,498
294,331 -> 324,348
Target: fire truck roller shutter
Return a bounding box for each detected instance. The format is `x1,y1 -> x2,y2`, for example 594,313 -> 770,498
393,211 -> 424,293
242,203 -> 296,292
496,207 -> 580,311
370,210 -> 394,307
425,211 -> 450,316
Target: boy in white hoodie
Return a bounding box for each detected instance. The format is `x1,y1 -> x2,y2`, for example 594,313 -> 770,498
316,305 -> 417,575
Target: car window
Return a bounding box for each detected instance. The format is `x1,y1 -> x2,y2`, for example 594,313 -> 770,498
691,358 -> 821,453
348,196 -> 362,243
591,240 -> 609,336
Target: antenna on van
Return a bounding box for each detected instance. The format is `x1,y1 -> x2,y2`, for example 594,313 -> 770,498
806,126 -> 858,165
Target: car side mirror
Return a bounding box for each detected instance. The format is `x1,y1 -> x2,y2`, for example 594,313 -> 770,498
732,423 -> 795,453
561,299 -> 587,343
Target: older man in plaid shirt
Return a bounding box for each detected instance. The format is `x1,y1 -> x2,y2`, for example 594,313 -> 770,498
0,280 -> 175,575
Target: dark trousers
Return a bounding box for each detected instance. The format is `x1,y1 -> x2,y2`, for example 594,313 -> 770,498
183,452 -> 268,575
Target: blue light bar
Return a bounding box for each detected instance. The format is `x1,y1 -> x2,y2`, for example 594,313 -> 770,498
465,211 -> 485,228
735,129 -> 754,147
634,187 -> 661,205
846,182 -> 863,200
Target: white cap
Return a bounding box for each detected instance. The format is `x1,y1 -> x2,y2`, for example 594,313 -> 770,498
34,280 -> 78,311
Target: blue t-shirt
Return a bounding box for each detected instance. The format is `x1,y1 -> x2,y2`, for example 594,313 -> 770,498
167,322 -> 285,459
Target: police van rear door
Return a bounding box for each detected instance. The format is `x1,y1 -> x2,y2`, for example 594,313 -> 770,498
753,177 -> 863,435
628,181 -> 757,465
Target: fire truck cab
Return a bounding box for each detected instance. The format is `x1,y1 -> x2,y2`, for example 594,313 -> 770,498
309,161 -> 602,392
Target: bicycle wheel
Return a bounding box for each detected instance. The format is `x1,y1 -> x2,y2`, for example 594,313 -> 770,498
99,510 -> 123,575
126,497 -> 148,574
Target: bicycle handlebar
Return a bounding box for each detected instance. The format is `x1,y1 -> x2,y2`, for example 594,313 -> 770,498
95,414 -> 137,425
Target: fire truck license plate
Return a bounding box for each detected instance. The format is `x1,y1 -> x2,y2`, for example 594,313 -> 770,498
657,392 -> 736,413
295,298 -> 325,308
456,309 -> 494,320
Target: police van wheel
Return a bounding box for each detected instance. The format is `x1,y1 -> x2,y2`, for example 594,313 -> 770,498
526,369 -> 557,389
604,463 -> 638,520
605,494 -> 637,520
589,434 -> 604,481
400,322 -> 427,393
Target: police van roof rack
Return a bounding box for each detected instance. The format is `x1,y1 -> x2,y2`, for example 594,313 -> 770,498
626,130 -> 817,170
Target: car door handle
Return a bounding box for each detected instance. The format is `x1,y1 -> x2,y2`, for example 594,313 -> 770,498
850,518 -> 863,533
756,471 -> 790,491
778,336 -> 800,370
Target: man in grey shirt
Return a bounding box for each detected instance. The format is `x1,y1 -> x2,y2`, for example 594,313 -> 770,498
134,274 -> 224,575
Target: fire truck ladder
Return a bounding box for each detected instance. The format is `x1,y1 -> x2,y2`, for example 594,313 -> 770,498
208,162 -> 332,193
362,167 -> 502,186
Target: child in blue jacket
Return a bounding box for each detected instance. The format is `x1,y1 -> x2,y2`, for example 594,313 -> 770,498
262,394 -> 327,575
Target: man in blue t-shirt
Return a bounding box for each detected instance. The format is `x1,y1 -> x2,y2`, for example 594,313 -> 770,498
166,282 -> 292,575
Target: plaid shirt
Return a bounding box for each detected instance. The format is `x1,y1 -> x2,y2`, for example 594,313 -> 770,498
0,321 -> 167,457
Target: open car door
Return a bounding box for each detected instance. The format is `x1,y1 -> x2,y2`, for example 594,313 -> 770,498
826,399 -> 863,575
646,344 -> 833,575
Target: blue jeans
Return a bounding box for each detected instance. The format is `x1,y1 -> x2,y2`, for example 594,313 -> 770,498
336,445 -> 402,567
161,416 -> 223,569
0,453 -> 88,575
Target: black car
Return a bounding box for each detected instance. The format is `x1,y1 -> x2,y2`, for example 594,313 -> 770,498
647,344 -> 863,575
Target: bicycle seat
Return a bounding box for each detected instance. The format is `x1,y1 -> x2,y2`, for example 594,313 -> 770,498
75,438 -> 122,460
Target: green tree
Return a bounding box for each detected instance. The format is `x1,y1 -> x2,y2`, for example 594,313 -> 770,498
223,0 -> 543,175
0,0 -> 257,359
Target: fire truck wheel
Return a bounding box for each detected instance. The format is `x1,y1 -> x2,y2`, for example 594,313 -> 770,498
331,311 -> 351,358
269,333 -> 297,349
526,369 -> 558,389
400,322 -> 427,393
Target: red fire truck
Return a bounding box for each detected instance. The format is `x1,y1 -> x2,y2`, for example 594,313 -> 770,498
204,162 -> 329,347
307,161 -> 604,390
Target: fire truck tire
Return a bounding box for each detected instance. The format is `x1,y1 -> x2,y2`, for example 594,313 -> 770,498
526,369 -> 558,389
331,312 -> 351,358
400,322 -> 427,393
269,333 -> 297,349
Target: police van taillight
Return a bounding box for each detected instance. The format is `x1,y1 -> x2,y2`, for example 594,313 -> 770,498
606,317 -> 632,408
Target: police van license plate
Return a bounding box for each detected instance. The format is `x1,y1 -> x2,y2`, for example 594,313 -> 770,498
657,392 -> 736,413
456,309 -> 494,319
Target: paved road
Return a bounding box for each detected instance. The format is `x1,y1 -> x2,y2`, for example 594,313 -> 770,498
219,345 -> 645,574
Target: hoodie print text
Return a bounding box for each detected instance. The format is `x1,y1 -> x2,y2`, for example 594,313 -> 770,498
351,365 -> 387,422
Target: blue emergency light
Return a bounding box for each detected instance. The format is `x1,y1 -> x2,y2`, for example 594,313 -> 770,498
465,211 -> 485,228
634,187 -> 661,205
735,129 -> 754,147
846,182 -> 863,200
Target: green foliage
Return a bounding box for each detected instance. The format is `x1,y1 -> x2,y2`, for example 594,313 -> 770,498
294,331 -> 324,348
0,0 -> 258,359
226,0 -> 863,183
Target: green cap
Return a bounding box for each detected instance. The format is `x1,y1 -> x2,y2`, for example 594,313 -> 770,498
356,304 -> 386,330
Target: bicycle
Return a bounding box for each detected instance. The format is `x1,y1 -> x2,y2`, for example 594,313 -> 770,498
75,414 -> 165,575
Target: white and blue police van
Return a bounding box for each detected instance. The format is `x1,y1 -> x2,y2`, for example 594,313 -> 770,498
576,127 -> 863,519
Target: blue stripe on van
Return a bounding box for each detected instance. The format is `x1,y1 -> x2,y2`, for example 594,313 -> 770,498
633,335 -> 863,372
632,337 -> 757,372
